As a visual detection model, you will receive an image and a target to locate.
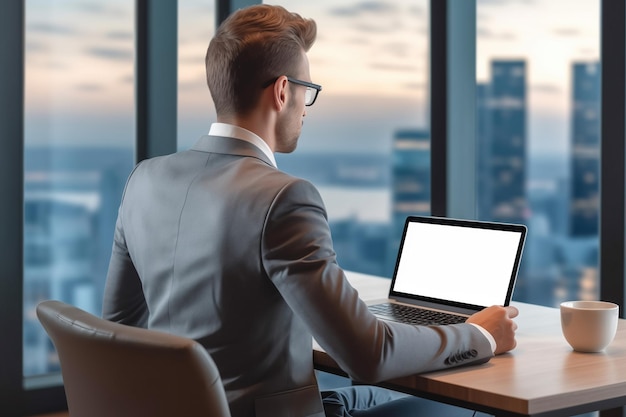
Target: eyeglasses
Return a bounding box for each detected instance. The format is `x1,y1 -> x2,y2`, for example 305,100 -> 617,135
286,77 -> 322,106
263,76 -> 323,107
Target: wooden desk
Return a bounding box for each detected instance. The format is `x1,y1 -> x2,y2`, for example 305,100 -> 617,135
313,272 -> 626,417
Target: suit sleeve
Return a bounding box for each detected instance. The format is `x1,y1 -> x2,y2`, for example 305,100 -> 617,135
101,167 -> 149,327
261,179 -> 493,383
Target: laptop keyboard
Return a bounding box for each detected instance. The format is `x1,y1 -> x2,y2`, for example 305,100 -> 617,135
368,303 -> 467,326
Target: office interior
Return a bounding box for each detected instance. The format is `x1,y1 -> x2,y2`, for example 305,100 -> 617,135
1,0 -> 625,415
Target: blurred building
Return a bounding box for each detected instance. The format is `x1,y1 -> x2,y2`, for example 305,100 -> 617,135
477,60 -> 528,225
569,61 -> 601,237
390,129 -> 430,267
22,147 -> 131,376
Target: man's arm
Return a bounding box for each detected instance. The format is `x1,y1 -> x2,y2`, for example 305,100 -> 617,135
102,209 -> 149,327
261,179 -> 499,383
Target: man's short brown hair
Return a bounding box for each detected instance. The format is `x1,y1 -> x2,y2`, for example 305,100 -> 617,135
205,4 -> 317,116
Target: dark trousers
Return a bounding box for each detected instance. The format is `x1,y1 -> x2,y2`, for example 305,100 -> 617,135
322,386 -> 492,417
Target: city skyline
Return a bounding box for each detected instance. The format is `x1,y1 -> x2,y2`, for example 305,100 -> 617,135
22,58 -> 602,377
21,0 -> 603,377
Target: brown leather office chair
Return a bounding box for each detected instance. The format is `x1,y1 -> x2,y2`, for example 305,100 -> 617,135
36,300 -> 231,417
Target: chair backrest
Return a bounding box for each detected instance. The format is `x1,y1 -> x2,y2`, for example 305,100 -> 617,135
36,300 -> 231,417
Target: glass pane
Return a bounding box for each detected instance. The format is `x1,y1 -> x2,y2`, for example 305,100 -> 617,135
264,1 -> 430,278
178,0 -> 216,150
23,0 -> 135,381
476,0 -> 600,306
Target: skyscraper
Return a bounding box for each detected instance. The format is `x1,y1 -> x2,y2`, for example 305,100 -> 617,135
476,82 -> 492,219
478,60 -> 528,225
569,61 -> 600,237
390,129 -> 430,263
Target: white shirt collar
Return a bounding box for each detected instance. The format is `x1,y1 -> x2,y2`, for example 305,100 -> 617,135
208,122 -> 277,168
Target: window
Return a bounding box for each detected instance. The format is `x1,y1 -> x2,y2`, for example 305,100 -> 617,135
265,0 -> 430,278
23,0 -> 135,382
178,0 -> 216,150
476,0 -> 600,306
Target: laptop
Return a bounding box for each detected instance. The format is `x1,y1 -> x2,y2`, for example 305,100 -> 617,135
368,215 -> 527,326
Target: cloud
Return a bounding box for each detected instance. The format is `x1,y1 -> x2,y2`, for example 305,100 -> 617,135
477,0 -> 534,5
370,62 -> 419,73
75,83 -> 104,92
181,4 -> 214,14
105,31 -> 133,41
120,75 -> 134,85
352,22 -> 397,34
179,55 -> 205,66
27,22 -> 76,36
553,28 -> 581,37
327,2 -> 419,35
408,6 -> 426,17
477,27 -> 516,40
179,33 -> 213,46
343,37 -> 371,46
26,41 -> 48,53
179,78 -> 207,91
578,47 -> 598,57
380,42 -> 410,59
72,3 -> 126,17
329,1 -> 398,17
85,47 -> 133,62
402,82 -> 427,91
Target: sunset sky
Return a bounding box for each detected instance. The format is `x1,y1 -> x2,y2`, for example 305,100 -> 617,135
24,0 -> 600,157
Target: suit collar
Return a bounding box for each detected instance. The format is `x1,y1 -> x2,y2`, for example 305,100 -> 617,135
191,135 -> 276,168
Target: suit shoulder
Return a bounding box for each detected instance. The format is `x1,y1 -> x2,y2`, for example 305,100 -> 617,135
241,159 -> 316,190
260,169 -> 319,196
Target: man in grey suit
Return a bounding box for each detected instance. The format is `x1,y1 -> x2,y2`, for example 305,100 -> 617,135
103,4 -> 518,417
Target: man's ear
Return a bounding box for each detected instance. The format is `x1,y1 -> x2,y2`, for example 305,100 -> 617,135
272,76 -> 289,111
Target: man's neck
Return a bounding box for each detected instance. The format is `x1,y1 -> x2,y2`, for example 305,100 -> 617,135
216,114 -> 276,152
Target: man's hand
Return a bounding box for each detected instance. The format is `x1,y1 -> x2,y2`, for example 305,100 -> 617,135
467,305 -> 519,355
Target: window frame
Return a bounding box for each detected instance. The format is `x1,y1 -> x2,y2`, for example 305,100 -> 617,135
136,0 -> 179,162
0,0 -> 179,414
599,0 -> 626,318
430,0 -> 477,218
0,2 -> 42,414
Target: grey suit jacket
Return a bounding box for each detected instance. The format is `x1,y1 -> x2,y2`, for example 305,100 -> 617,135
103,135 -> 493,417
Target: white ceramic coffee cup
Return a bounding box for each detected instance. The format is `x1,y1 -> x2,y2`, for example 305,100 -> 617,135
560,301 -> 619,353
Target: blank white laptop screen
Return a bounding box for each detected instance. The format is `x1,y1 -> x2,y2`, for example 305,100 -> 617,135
392,220 -> 525,308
